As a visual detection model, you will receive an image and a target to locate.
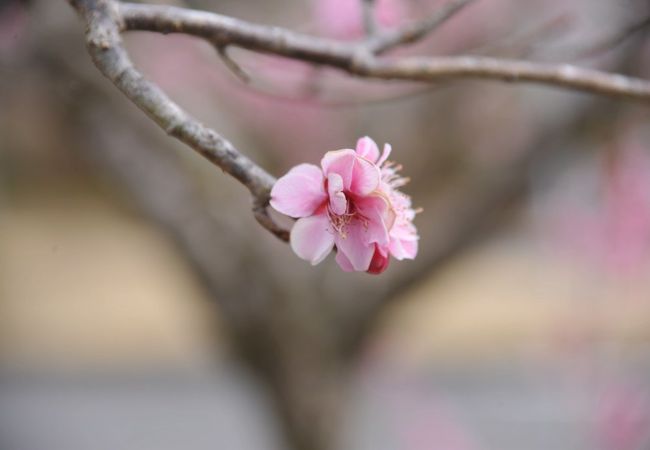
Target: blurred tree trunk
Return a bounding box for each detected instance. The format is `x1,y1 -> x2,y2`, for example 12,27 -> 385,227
74,86 -> 348,450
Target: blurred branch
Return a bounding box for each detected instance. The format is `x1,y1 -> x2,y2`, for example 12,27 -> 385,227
470,13 -> 572,58
366,0 -> 477,53
79,104 -> 341,450
574,15 -> 650,60
216,44 -> 251,83
361,0 -> 378,37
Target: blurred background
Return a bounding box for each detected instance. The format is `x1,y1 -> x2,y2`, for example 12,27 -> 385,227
1,0 -> 650,449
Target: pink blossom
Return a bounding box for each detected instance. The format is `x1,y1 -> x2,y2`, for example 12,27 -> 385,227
0,1 -> 29,59
314,0 -> 407,40
594,382 -> 650,450
543,129 -> 650,276
270,137 -> 419,274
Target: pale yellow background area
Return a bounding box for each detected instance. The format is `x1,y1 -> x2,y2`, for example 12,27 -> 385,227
2,187 -> 649,370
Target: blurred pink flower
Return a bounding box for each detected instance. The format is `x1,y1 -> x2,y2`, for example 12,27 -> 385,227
0,0 -> 29,59
271,137 -> 418,273
595,382 -> 650,450
359,363 -> 480,450
547,131 -> 650,276
314,0 -> 407,40
598,144 -> 650,273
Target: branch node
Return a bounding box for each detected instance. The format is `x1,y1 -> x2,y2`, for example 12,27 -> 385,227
253,199 -> 290,242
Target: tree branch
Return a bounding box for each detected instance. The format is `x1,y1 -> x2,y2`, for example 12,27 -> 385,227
575,14 -> 650,60
216,44 -> 251,83
361,0 -> 378,37
366,0 -> 478,54
361,56 -> 650,101
68,0 -> 288,241
117,2 -> 650,102
119,2 -> 356,68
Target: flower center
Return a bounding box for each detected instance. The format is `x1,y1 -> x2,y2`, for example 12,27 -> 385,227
327,200 -> 368,239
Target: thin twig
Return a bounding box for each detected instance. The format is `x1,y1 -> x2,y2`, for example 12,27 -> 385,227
216,45 -> 251,83
361,0 -> 379,37
573,15 -> 650,60
469,13 -> 572,58
120,2 -> 356,68
361,56 -> 650,101
366,0 -> 478,54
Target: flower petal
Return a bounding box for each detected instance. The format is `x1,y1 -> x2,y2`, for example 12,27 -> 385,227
401,239 -> 418,259
322,149 -> 380,196
350,155 -> 381,196
290,213 -> 335,265
355,136 -> 380,163
327,173 -> 347,215
356,194 -> 394,246
321,149 -> 356,190
270,164 -> 326,218
389,237 -> 418,260
377,143 -> 392,166
335,250 -> 355,272
390,220 -> 418,240
335,220 -> 375,271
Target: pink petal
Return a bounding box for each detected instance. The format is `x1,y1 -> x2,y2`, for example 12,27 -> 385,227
335,220 -> 375,271
356,136 -> 380,163
327,173 -> 347,215
321,149 -> 356,190
356,194 -> 395,246
290,212 -> 335,265
350,155 -> 381,196
270,164 -> 326,218
391,220 -> 418,240
322,149 -> 380,196
389,237 -> 418,260
401,239 -> 418,259
335,250 -> 355,272
377,143 -> 392,166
